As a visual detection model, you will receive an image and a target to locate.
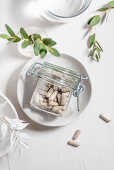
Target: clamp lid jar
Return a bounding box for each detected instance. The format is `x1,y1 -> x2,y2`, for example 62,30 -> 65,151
28,62 -> 87,116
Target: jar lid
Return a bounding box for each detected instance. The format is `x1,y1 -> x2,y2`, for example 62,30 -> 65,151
43,62 -> 81,79
28,62 -> 83,89
39,62 -> 81,89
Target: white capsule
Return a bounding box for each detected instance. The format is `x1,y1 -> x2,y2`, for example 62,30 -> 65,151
68,140 -> 80,147
72,129 -> 81,140
46,88 -> 54,98
49,91 -> 58,101
52,106 -> 65,112
99,114 -> 111,123
49,101 -> 59,106
61,87 -> 71,93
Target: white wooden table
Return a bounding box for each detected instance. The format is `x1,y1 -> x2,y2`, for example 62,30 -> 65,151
0,0 -> 114,170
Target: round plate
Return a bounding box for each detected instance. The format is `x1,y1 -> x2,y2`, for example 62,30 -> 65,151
17,54 -> 92,127
0,93 -> 18,157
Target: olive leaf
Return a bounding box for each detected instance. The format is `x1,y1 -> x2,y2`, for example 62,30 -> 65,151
22,40 -> 31,48
89,50 -> 95,57
33,40 -> 40,56
96,54 -> 99,62
8,36 -> 21,43
20,28 -> 29,39
31,34 -> 41,41
0,34 -> 10,39
48,47 -> 60,56
89,33 -> 95,48
50,40 -> 56,47
96,41 -> 103,51
42,38 -> 51,45
43,38 -> 56,47
96,47 -> 101,59
40,50 -> 47,58
97,7 -> 109,12
5,24 -> 16,36
0,34 -> 21,42
39,42 -> 46,51
88,15 -> 101,26
88,16 -> 94,25
108,0 -> 114,7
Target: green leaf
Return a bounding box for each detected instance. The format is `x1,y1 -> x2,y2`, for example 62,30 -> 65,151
0,34 -> 10,39
89,50 -> 95,56
96,47 -> 101,59
48,47 -> 60,56
36,39 -> 47,51
97,7 -> 109,11
88,15 -> 101,26
33,40 -> 40,56
8,36 -> 21,42
88,16 -> 94,25
0,34 -> 21,42
31,34 -> 41,42
21,40 -> 30,48
50,40 -> 56,46
42,38 -> 56,47
33,45 -> 39,56
96,41 -> 103,51
40,50 -> 47,58
42,38 -> 51,45
39,42 -> 46,51
5,24 -> 15,36
89,33 -> 95,48
108,1 -> 114,7
20,28 -> 29,39
96,54 -> 99,62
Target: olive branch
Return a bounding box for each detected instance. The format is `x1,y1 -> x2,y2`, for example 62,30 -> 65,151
87,0 -> 114,62
0,25 -> 60,58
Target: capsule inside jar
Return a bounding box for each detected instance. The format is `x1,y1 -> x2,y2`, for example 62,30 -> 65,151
29,62 -> 83,115
30,79 -> 72,115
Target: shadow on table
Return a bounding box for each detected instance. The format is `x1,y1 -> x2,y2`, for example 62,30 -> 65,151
9,0 -> 64,29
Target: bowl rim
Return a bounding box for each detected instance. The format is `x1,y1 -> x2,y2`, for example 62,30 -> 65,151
48,0 -> 92,19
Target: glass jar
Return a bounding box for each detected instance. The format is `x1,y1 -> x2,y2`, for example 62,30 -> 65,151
28,62 -> 87,116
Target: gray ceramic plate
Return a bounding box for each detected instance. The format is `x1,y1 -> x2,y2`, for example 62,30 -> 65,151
17,53 -> 92,127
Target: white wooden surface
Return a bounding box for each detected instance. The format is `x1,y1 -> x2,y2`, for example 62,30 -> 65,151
0,0 -> 114,170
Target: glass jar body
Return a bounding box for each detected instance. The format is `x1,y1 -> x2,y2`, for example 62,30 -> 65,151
30,77 -> 72,115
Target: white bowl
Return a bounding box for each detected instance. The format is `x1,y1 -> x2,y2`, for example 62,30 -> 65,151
42,0 -> 92,23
